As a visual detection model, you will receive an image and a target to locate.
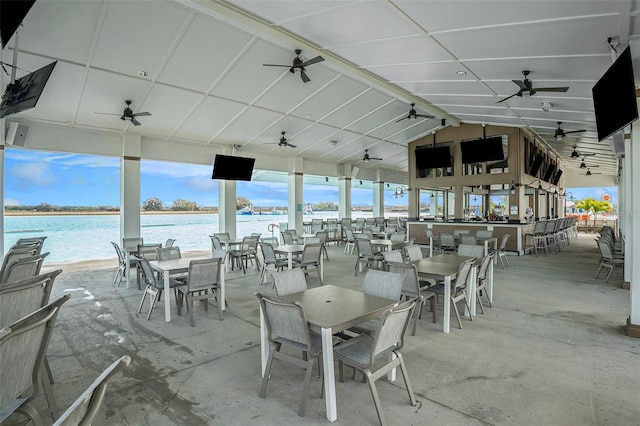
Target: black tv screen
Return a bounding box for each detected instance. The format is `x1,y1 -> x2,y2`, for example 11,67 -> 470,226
460,136 -> 504,163
592,46 -> 638,141
543,163 -> 556,182
0,61 -> 56,118
1,0 -> 36,48
415,146 -> 452,169
551,169 -> 563,186
211,154 -> 255,181
527,154 -> 544,177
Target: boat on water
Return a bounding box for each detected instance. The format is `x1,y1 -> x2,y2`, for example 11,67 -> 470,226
304,204 -> 314,215
237,204 -> 254,215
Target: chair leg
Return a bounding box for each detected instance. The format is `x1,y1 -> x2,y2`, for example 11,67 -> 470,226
216,290 -> 224,321
429,297 -> 437,323
298,357 -> 316,417
44,357 -> 55,384
259,344 -> 278,398
364,370 -> 386,426
476,289 -> 485,314
137,288 -> 149,315
397,352 -> 417,407
147,290 -> 159,320
451,298 -> 464,329
187,294 -> 195,327
411,301 -> 422,336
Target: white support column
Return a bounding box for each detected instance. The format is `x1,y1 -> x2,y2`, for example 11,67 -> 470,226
627,117 -> 640,337
120,134 -> 141,243
288,157 -> 303,233
338,176 -> 352,219
219,179 -> 237,239
623,144 -> 631,286
373,177 -> 384,218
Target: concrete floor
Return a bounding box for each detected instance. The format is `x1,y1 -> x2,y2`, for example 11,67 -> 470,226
16,233 -> 640,425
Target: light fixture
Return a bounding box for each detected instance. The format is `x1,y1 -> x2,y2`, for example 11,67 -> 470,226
325,177 -> 329,182
394,185 -> 409,199
328,140 -> 338,147
386,183 -> 390,188
305,114 -> 312,119
359,180 -> 363,185
138,70 -> 148,77
541,101 -> 552,112
456,70 -> 467,76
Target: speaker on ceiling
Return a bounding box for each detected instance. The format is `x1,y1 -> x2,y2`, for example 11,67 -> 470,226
609,132 -> 625,158
5,122 -> 29,146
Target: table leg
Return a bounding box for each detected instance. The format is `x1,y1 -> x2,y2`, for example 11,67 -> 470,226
287,253 -> 293,270
387,352 -> 397,381
220,265 -> 226,311
320,255 -> 324,282
429,237 -> 433,257
163,270 -> 171,322
321,327 -> 338,422
260,305 -> 268,377
443,276 -> 451,333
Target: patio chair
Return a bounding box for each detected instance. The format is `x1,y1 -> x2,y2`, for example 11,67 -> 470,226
460,235 -> 477,245
387,262 -> 436,335
475,254 -> 494,313
595,240 -> 624,282
281,231 -> 295,245
1,252 -> 49,285
354,238 -> 384,276
439,233 -> 456,253
111,242 -> 127,287
381,249 -> 404,265
343,228 -> 356,254
475,230 -> 493,239
316,230 -> 330,261
137,256 -> 184,320
0,247 -> 38,280
457,244 -> 484,258
176,258 -> 224,326
0,294 -> 70,425
214,232 -> 230,241
494,234 -> 511,268
256,293 -> 339,417
426,258 -> 476,329
293,243 -> 323,283
259,243 -> 288,286
164,238 -> 176,248
390,232 -> 405,243
52,355 -> 131,426
403,245 -> 424,262
285,229 -> 300,243
272,268 -> 308,296
229,236 -> 260,274
156,246 -> 188,282
136,243 -> 162,289
333,300 -> 417,426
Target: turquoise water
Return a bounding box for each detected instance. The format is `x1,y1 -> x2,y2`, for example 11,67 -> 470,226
3,212 -> 376,263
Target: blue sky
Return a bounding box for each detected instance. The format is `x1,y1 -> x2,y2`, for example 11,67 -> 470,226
4,149 -> 617,208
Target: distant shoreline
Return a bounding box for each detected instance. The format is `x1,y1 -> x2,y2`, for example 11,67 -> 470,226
4,211 -> 219,216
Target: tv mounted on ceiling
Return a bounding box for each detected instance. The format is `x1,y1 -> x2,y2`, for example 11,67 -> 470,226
592,46 -> 638,141
527,154 -> 544,177
460,136 -> 504,164
211,154 -> 255,181
1,0 -> 36,49
415,146 -> 452,169
551,169 -> 563,186
0,61 -> 56,118
543,163 -> 556,182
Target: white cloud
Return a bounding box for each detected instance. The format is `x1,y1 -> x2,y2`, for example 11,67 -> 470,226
10,162 -> 55,187
185,177 -> 217,192
141,160 -> 210,178
5,198 -> 21,206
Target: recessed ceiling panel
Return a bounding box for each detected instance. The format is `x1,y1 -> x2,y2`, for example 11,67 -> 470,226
423,95 -> 495,108
227,1 -> 349,24
440,105 -> 518,119
322,90 -> 392,128
214,107 -> 281,146
157,14 -> 254,93
15,0 -> 103,64
373,61 -> 468,83
135,85 -> 203,137
345,102 -> 406,134
92,1 -> 191,77
174,96 -> 247,141
399,81 -> 492,96
333,36 -> 452,66
290,76 -> 369,120
456,115 -> 524,127
291,123 -> 343,154
368,117 -> 438,140
464,56 -> 613,81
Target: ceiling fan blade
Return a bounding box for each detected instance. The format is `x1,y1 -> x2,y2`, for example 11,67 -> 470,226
300,70 -> 310,83
94,112 -> 122,116
497,93 -> 518,103
130,118 -> 142,126
563,129 -> 585,135
415,113 -> 435,119
286,143 -> 297,148
587,165 -> 600,168
370,157 -> 383,161
396,116 -> 409,122
262,63 -> 291,67
581,153 -> 596,157
135,112 -> 152,117
300,55 -> 325,67
535,87 -> 569,92
513,80 -> 528,91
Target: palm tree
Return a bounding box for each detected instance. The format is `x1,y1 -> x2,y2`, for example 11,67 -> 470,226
575,198 -> 613,219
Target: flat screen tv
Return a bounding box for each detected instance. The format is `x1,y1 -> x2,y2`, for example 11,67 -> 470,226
460,136 -> 504,163
543,163 -> 556,182
592,46 -> 638,141
527,154 -> 544,177
551,169 -> 563,186
415,146 -> 452,169
1,0 -> 36,48
211,154 -> 255,181
0,61 -> 56,118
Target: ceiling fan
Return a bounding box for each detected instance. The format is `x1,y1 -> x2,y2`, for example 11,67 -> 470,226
95,100 -> 151,126
582,168 -> 602,176
554,122 -> 586,140
497,71 -> 569,103
362,149 -> 382,162
396,103 -> 435,122
570,144 -> 595,159
263,49 -> 325,83
578,159 -> 598,169
264,131 -> 296,148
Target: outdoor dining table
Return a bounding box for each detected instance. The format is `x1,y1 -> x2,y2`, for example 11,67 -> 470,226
218,238 -> 243,273
412,254 -> 477,333
260,285 -> 396,422
273,244 -> 304,269
426,236 -> 497,259
148,256 -> 224,322
123,242 -> 162,288
370,239 -> 405,252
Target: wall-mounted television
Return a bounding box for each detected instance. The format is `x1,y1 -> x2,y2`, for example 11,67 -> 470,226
551,169 -> 563,186
211,154 -> 255,181
460,136 -> 504,163
1,61 -> 57,118
1,0 -> 36,48
592,46 -> 638,141
415,146 -> 452,169
542,163 -> 556,182
527,154 -> 544,177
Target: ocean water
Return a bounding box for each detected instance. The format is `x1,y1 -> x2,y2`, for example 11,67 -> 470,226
3,212 -> 383,263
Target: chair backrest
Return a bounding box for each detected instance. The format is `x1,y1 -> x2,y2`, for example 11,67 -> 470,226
597,240 -> 613,260
111,242 -> 126,266
1,253 -> 49,284
53,356 -> 131,426
259,243 -> 277,264
439,233 -> 456,248
256,293 -> 312,352
305,237 -> 321,244
164,238 -> 176,248
382,250 -> 404,264
0,294 -> 70,422
386,262 -> 421,298
316,230 -> 328,245
355,238 -> 374,257
362,269 -> 403,301
344,228 -> 355,242
15,237 -> 47,246
0,247 -> 38,279
187,258 -> 221,292
286,229 -> 298,237
457,244 -> 484,258
210,235 -> 223,251
499,233 -> 510,250
460,235 -> 477,245
453,229 -> 470,236
300,243 -> 322,264
215,232 -> 230,241
361,230 -> 374,239
156,247 -> 181,261
367,300 -> 416,367
122,237 -> 143,252
477,254 -> 493,281
454,258 -> 476,290
0,270 -> 62,328
272,268 -> 308,296
403,245 -> 423,262
544,220 -> 555,233
137,257 -> 159,289
475,230 -> 493,239
281,232 -> 294,245
390,233 -> 405,242
137,243 -> 162,261
533,221 -> 547,234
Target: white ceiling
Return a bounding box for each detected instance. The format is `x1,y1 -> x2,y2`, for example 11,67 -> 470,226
3,0 -> 639,182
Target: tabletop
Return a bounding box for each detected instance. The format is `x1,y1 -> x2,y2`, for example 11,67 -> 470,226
274,244 -> 305,254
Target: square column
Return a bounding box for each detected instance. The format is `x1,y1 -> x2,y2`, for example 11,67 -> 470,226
219,179 -> 237,239
120,134 -> 141,243
373,180 -> 384,218
288,157 -> 304,233
338,165 -> 352,219
627,116 -> 640,336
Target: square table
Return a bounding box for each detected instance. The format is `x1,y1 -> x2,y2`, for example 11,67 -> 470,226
218,238 -> 243,273
260,285 -> 396,422
370,239 -> 405,252
148,256 -> 224,322
274,244 -> 305,269
413,254 -> 477,333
